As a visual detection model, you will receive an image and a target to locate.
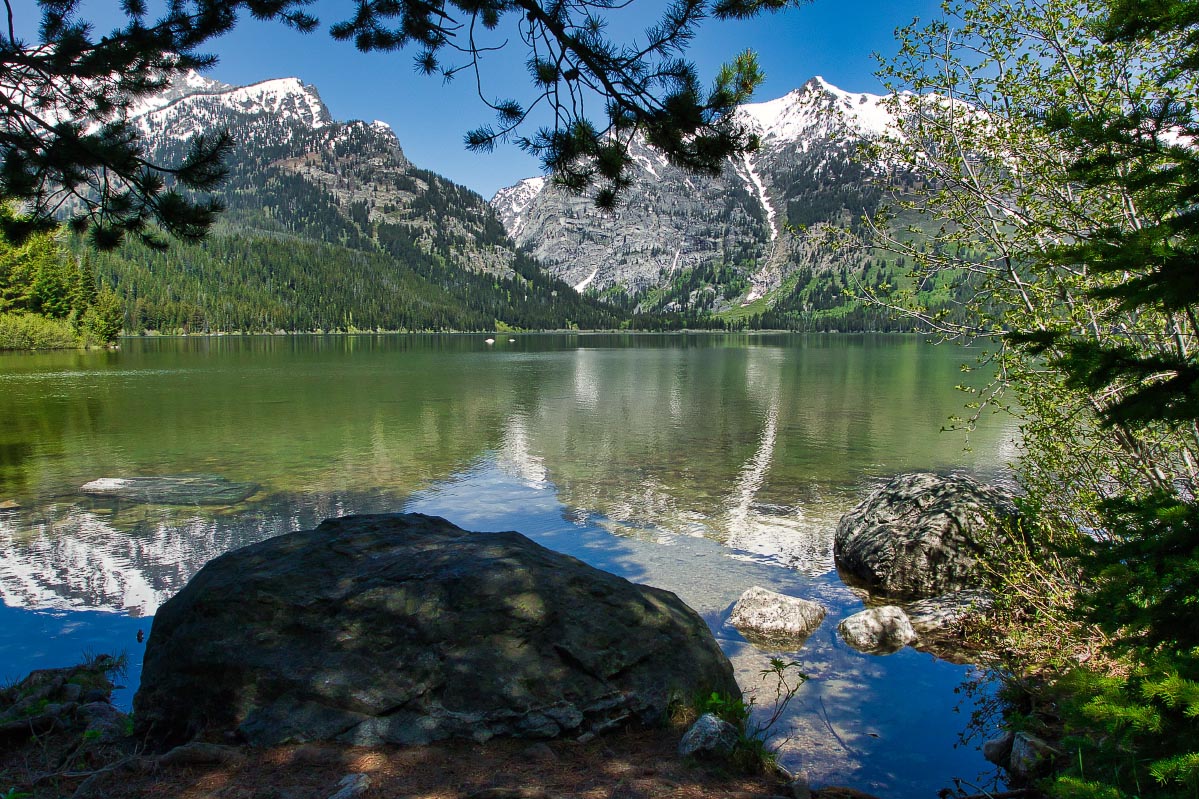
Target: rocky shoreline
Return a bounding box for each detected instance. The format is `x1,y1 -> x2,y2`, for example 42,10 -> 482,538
2,471 -> 1046,799
0,656 -> 811,799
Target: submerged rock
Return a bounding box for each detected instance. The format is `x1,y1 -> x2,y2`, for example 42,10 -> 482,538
81,475 -> 258,505
834,473 -> 1019,600
726,586 -> 827,650
837,606 -> 917,654
134,513 -> 739,748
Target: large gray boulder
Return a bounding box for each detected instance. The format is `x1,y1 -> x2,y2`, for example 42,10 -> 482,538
834,473 -> 1018,600
134,514 -> 738,748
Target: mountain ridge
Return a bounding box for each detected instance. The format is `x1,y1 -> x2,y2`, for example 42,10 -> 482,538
490,77 -> 900,319
89,70 -> 625,333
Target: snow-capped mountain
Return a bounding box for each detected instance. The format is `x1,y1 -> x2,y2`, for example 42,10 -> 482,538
88,71 -> 622,332
129,70 -> 521,276
132,75 -> 332,136
491,77 -> 898,313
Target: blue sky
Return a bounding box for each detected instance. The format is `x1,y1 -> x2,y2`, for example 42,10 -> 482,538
16,0 -> 945,197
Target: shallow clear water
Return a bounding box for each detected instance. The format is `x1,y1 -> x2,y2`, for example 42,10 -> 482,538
0,333 -> 1019,795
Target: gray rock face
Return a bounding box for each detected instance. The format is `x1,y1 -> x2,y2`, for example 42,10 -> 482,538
677,713 -> 739,759
834,473 -> 1019,600
134,513 -> 739,748
81,475 -> 258,505
982,731 -> 1015,767
837,606 -> 917,654
1009,732 -> 1056,780
727,586 -> 826,649
492,140 -> 769,299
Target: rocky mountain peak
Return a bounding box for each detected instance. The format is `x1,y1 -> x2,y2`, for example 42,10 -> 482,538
224,77 -> 331,128
491,176 -> 548,240
128,71 -> 331,132
490,77 -> 901,312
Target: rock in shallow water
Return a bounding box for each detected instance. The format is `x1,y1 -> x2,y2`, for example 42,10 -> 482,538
1009,731 -> 1057,780
837,606 -> 917,654
982,731 -> 1014,767
834,472 -> 1019,600
81,475 -> 258,505
906,589 -> 995,636
134,513 -> 739,748
727,586 -> 826,649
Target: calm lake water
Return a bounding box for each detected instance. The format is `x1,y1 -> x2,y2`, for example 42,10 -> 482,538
0,333 -> 1019,795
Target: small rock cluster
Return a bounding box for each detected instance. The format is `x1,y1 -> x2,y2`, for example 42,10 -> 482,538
725,473 -> 1012,660
0,656 -> 128,748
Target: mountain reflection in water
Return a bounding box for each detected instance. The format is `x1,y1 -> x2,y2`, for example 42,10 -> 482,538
0,334 -> 1018,796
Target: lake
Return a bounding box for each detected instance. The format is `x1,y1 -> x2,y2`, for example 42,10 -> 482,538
0,332 -> 1019,795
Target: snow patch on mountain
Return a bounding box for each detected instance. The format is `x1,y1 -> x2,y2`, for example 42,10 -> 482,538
738,152 -> 777,244
574,268 -> 599,293
126,70 -> 232,118
737,76 -> 893,141
223,78 -> 329,127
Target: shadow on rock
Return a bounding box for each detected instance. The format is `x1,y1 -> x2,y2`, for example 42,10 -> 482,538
133,513 -> 740,750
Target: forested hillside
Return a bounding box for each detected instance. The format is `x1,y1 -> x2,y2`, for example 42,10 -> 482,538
84,230 -> 622,333
80,73 -> 625,334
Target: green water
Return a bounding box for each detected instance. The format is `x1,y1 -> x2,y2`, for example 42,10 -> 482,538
0,333 -> 1019,795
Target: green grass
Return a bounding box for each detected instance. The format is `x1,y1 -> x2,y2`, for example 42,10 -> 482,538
715,293 -> 773,324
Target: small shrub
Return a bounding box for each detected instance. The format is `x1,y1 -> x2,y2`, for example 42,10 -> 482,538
696,690 -> 751,728
683,658 -> 808,774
